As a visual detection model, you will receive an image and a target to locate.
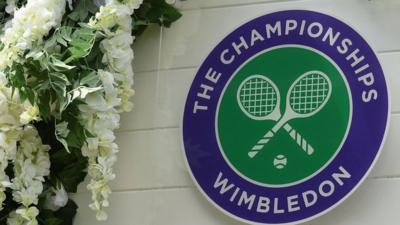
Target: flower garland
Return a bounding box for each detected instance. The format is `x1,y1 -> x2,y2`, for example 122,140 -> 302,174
0,0 -> 181,224
0,1 -> 67,224
9,125 -> 50,225
82,1 -> 141,219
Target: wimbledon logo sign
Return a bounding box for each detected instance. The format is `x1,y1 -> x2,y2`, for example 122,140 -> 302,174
182,10 -> 389,225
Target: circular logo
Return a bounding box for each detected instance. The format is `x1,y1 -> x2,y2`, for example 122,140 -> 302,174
182,10 -> 389,225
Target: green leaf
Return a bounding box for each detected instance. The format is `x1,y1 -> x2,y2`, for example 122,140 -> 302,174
68,0 -> 98,22
63,104 -> 88,149
50,56 -> 76,71
25,50 -> 45,60
55,121 -> 70,153
44,218 -> 63,225
7,63 -> 25,88
69,86 -> 101,99
132,0 -> 182,36
45,26 -> 73,49
62,86 -> 101,111
65,27 -> 96,63
38,200 -> 79,225
80,70 -> 99,87
55,200 -> 78,225
58,27 -> 73,46
36,89 -> 52,120
49,72 -> 69,97
51,148 -> 76,168
57,162 -> 87,192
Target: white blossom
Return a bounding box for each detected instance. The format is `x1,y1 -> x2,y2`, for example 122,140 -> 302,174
5,0 -> 17,15
0,0 -> 67,219
80,0 -> 141,220
0,0 -> 146,222
19,104 -> 39,125
9,126 -> 50,223
7,207 -> 39,225
0,0 -> 66,70
0,83 -> 29,210
44,184 -> 69,211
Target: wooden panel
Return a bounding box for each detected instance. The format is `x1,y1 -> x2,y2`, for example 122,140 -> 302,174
380,52 -> 400,113
133,25 -> 161,73
174,0 -> 301,10
175,0 -> 400,11
111,129 -> 192,191
120,70 -> 159,131
119,68 -> 193,132
160,0 -> 400,70
73,179 -> 400,225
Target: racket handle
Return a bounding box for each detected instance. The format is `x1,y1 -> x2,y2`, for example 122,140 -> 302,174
283,124 -> 314,155
248,130 -> 275,158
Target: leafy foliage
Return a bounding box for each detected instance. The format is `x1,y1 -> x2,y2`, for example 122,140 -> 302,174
0,0 -> 181,224
132,0 -> 182,36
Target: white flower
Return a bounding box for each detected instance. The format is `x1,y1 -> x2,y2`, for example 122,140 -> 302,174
44,184 -> 69,211
9,126 -> 50,224
0,0 -> 66,70
99,26 -> 135,113
0,0 -> 63,210
7,207 -> 39,225
18,207 -> 39,225
84,92 -> 118,112
82,137 -> 99,157
125,0 -> 144,10
0,1 -> 67,220
101,31 -> 134,72
0,170 -> 10,210
87,178 -> 112,221
0,0 -> 145,222
7,211 -> 24,225
19,104 -> 39,124
88,5 -> 120,31
95,210 -> 108,221
81,0 -> 142,220
12,179 -> 44,206
5,0 -> 17,15
95,112 -> 120,130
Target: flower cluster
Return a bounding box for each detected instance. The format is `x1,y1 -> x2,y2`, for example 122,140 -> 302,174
79,69 -> 121,220
0,78 -> 50,225
0,0 -> 180,224
9,126 -> 50,225
0,0 -> 66,70
0,0 -> 66,224
0,78 -> 24,210
80,0 -> 142,220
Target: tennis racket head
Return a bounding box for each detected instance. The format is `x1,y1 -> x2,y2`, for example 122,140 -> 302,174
287,71 -> 332,118
237,75 -> 281,120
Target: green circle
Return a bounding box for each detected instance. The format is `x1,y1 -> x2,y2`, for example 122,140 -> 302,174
217,46 -> 351,186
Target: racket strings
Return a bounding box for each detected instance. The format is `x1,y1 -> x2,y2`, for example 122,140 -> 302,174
289,73 -> 330,114
239,77 -> 277,117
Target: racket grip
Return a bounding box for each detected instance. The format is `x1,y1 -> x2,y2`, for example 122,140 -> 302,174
283,124 -> 314,155
248,130 -> 274,158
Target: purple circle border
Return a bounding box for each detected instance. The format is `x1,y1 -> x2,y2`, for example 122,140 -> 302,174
182,10 -> 389,224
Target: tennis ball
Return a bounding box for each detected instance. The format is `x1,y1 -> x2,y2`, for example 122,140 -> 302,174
273,154 -> 287,169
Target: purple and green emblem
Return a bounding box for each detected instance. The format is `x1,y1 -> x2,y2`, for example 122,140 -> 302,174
182,10 -> 389,225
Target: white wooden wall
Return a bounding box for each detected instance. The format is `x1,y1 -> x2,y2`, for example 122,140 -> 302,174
73,0 -> 400,224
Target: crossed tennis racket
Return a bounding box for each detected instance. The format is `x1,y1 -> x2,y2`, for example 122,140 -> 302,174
237,71 -> 332,158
